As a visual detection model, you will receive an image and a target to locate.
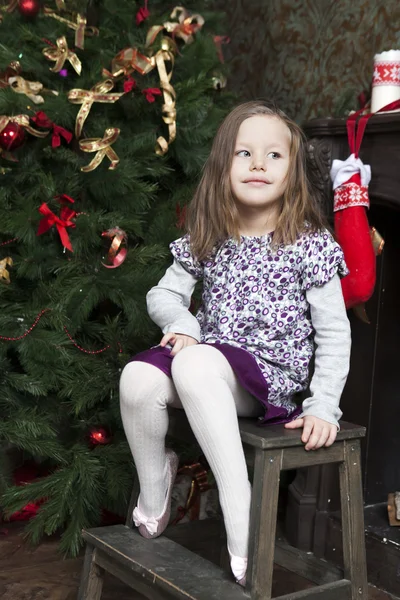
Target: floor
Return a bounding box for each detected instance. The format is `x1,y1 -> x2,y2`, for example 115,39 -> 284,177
0,519 -> 398,600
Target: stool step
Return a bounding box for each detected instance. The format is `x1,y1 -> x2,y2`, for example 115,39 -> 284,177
83,524 -> 248,600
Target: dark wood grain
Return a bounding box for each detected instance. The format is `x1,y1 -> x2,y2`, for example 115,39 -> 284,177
77,546 -> 104,600
247,448 -> 282,600
0,520 -> 395,600
339,440 -> 368,600
167,409 -> 365,450
84,525 -> 247,600
273,579 -> 352,600
281,444 -> 344,470
274,533 -> 342,586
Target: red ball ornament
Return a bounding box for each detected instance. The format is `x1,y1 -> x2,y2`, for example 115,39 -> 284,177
18,0 -> 41,19
0,122 -> 26,152
88,426 -> 112,446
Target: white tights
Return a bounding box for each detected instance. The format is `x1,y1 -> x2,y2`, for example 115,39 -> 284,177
119,344 -> 263,569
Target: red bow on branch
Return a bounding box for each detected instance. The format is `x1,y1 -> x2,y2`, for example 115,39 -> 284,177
31,111 -> 73,148
37,194 -> 76,252
124,75 -> 137,93
142,87 -> 161,103
136,0 -> 150,25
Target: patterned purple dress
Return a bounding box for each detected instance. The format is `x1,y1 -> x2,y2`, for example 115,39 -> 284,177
131,229 -> 348,424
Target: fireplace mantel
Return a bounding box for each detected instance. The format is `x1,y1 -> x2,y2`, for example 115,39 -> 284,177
305,113 -> 400,213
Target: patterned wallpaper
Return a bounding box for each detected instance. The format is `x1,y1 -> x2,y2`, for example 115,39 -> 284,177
216,0 -> 400,124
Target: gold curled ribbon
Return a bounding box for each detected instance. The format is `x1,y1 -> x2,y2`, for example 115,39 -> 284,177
43,9 -> 99,50
79,128 -> 120,172
8,76 -> 58,105
68,80 -> 124,139
102,5 -> 203,156
101,227 -> 128,269
146,5 -> 204,47
105,42 -> 176,155
0,115 -> 49,139
42,36 -> 82,76
154,45 -> 176,156
0,257 -> 13,284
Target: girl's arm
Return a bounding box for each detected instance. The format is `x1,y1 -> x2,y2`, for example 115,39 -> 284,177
301,274 -> 351,428
146,259 -> 201,341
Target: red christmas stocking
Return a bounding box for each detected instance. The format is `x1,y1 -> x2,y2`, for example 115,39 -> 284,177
331,154 -> 373,309
330,100 -> 400,310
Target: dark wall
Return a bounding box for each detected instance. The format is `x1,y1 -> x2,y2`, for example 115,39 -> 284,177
217,0 -> 400,123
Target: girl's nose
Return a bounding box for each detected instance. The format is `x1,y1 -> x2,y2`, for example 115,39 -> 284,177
251,155 -> 266,171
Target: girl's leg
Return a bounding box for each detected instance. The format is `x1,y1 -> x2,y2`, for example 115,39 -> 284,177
119,361 -> 182,517
171,345 -> 262,581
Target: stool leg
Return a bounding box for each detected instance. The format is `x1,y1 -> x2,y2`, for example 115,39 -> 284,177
339,439 -> 368,600
77,545 -> 104,600
247,448 -> 283,600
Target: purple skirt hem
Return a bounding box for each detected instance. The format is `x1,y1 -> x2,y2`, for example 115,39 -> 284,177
129,342 -> 301,425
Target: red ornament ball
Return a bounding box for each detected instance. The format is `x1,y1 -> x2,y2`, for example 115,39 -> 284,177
0,122 -> 26,151
88,426 -> 112,446
18,0 -> 41,18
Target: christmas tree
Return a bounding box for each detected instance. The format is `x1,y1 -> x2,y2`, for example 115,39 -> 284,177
0,0 -> 232,555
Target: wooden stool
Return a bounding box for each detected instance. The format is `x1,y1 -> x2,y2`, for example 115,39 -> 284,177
78,410 -> 367,600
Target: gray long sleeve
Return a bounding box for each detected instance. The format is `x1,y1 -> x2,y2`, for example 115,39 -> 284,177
301,274 -> 351,428
146,259 -> 201,341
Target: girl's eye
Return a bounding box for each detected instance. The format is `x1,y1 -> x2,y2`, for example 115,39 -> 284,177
267,152 -> 281,159
236,150 -> 250,157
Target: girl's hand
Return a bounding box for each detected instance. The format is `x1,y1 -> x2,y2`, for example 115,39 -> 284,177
284,415 -> 337,451
160,332 -> 198,356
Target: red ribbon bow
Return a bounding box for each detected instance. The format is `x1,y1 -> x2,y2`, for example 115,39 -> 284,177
136,0 -> 150,26
37,194 -> 76,252
142,87 -> 162,103
32,111 -> 73,148
124,75 -> 137,93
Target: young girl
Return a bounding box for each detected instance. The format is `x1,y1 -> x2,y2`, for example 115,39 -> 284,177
119,100 -> 351,586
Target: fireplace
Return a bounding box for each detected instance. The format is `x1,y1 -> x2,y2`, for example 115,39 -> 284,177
285,113 -> 400,595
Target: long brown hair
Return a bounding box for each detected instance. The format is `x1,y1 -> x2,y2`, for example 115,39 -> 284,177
186,100 -> 327,261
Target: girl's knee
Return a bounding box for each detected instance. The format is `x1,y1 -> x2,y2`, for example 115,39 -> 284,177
171,344 -> 226,389
119,361 -> 165,409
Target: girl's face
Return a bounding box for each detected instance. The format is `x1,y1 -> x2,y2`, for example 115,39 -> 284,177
230,115 -> 291,224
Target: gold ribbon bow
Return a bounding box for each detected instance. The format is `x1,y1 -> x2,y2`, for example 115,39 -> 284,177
8,76 -> 58,105
0,61 -> 21,89
68,80 -> 124,138
42,36 -> 82,76
0,257 -> 13,284
146,6 -> 204,47
0,115 -> 49,139
43,9 -> 99,50
104,47 -> 154,79
79,128 -> 120,172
